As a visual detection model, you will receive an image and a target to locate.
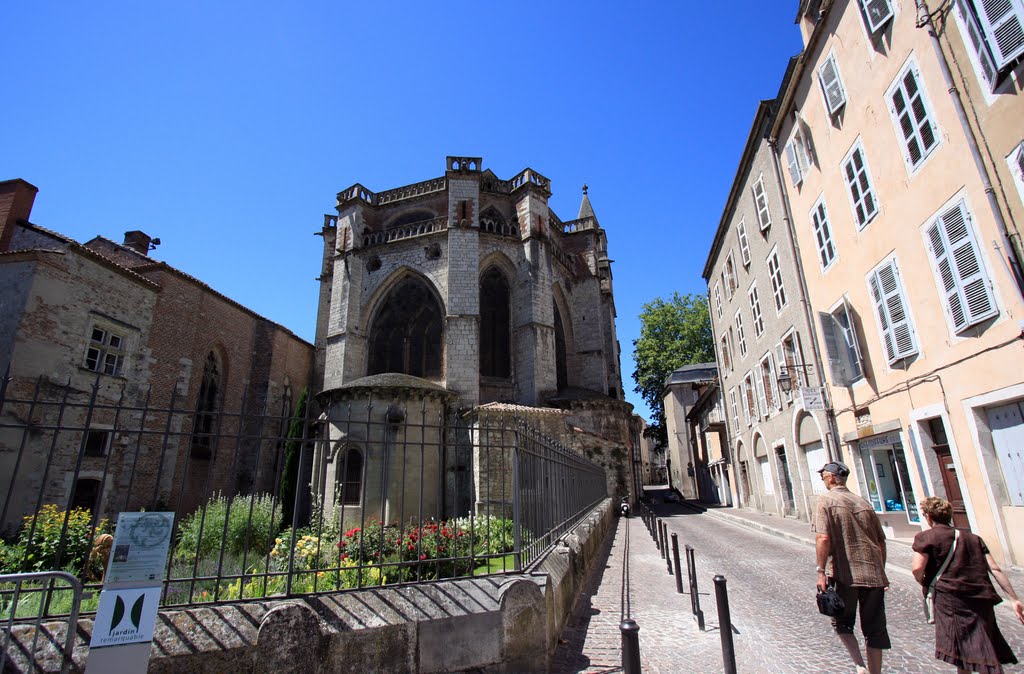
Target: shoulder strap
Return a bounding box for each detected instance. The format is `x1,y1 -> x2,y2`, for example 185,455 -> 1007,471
929,529 -> 959,590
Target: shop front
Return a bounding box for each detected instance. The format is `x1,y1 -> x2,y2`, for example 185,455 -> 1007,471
853,431 -> 921,539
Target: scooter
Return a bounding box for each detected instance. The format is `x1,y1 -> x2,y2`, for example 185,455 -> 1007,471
619,498 -> 631,518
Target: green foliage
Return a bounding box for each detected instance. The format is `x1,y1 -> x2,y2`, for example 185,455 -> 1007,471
174,492 -> 282,561
13,504 -> 109,577
278,390 -> 308,528
631,292 -> 714,445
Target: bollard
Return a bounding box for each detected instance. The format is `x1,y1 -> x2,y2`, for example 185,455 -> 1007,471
686,544 -> 705,631
714,575 -> 737,674
656,519 -> 663,552
665,528 -> 673,575
620,618 -> 641,674
659,521 -> 667,559
671,534 -> 684,593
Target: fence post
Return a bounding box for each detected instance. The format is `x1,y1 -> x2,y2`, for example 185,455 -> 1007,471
671,534 -> 683,593
620,618 -> 641,674
714,575 -> 737,674
685,544 -> 705,631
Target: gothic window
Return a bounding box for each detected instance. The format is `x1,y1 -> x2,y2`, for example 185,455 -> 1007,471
554,303 -> 568,391
191,351 -> 222,459
339,447 -> 363,505
369,277 -> 443,378
480,267 -> 511,378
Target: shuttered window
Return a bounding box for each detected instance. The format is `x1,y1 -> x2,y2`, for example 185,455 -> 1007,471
760,352 -> 780,412
888,60 -> 940,171
868,258 -> 919,364
925,199 -> 998,333
859,0 -> 894,33
819,302 -> 865,386
753,177 -> 772,230
743,373 -> 757,425
735,311 -> 748,357
738,219 -> 751,265
755,364 -> 768,418
714,282 -> 723,318
749,283 -> 765,337
842,141 -> 879,228
720,334 -> 732,372
818,52 -> 847,115
730,388 -> 740,432
785,132 -> 811,187
768,250 -> 787,311
957,0 -> 1000,91
972,0 -> 1024,68
725,254 -> 737,298
810,197 -> 837,269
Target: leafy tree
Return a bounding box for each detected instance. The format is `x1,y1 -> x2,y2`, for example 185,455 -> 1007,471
278,389 -> 308,528
631,292 -> 714,446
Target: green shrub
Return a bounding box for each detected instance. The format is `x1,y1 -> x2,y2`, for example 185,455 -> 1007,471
17,504 -> 109,577
175,493 -> 281,561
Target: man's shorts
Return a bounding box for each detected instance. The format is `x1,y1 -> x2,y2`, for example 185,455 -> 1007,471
831,582 -> 891,649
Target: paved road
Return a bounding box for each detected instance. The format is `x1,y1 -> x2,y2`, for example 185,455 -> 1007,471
552,501 -> 1024,673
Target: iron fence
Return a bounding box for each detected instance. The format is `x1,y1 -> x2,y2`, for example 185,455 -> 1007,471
0,366 -> 607,623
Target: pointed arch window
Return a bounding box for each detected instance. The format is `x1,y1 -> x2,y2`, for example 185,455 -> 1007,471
553,303 -> 568,391
191,351 -> 222,459
369,277 -> 443,378
480,267 -> 511,378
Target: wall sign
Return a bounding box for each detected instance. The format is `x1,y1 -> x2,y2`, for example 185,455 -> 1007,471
89,586 -> 162,649
800,387 -> 826,411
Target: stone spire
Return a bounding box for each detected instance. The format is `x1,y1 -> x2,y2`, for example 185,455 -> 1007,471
577,184 -> 596,220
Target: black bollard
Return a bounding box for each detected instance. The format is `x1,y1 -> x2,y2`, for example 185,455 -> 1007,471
656,519 -> 663,552
714,575 -> 737,674
686,544 -> 705,631
665,528 -> 673,575
659,521 -> 667,559
620,618 -> 641,674
671,534 -> 683,593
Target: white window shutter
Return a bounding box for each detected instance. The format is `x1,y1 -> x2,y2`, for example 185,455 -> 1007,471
755,364 -> 768,418
785,141 -> 803,186
927,200 -> 998,331
870,260 -> 918,363
766,352 -> 781,410
861,0 -> 894,33
959,0 -> 999,91
819,311 -> 850,386
974,0 -> 1024,68
840,300 -> 865,380
819,55 -> 847,114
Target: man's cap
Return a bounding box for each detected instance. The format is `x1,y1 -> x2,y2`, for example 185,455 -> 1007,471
817,461 -> 850,477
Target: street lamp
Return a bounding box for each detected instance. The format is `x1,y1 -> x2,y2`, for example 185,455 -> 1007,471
777,364 -> 814,393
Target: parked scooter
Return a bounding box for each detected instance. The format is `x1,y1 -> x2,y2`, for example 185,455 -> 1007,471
618,497 -> 631,518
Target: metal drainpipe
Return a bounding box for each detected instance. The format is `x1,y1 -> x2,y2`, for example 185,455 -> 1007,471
766,135 -> 844,462
914,0 -> 1024,300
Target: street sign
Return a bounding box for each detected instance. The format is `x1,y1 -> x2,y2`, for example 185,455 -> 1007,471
89,586 -> 162,648
105,512 -> 174,584
800,387 -> 826,411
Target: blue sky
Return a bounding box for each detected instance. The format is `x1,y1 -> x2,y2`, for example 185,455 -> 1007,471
4,1 -> 803,420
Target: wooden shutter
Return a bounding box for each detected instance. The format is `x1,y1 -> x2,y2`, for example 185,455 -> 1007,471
861,0 -> 894,33
785,140 -> 803,186
869,259 -> 918,363
974,0 -> 1024,68
926,200 -> 997,332
959,0 -> 999,90
819,54 -> 847,114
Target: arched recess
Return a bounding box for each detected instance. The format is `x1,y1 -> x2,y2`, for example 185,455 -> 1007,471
480,265 -> 512,378
337,445 -> 363,505
367,272 -> 444,378
551,283 -> 575,391
191,347 -> 226,459
383,209 -> 436,229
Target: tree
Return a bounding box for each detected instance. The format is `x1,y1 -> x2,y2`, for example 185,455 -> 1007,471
631,292 -> 714,446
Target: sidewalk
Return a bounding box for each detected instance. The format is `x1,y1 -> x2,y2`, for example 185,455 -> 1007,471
689,500 -> 1024,593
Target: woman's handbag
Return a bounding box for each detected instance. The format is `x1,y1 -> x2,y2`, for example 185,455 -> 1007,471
924,529 -> 959,624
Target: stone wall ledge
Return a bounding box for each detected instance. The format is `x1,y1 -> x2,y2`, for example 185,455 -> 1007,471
4,499 -> 612,673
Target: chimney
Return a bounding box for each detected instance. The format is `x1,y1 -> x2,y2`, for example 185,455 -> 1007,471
123,230 -> 152,255
0,179 -> 39,252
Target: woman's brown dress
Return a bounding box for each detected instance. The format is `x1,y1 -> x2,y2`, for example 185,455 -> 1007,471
913,524 -> 1018,674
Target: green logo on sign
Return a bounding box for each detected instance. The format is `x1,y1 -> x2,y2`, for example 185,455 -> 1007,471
110,593 -> 145,633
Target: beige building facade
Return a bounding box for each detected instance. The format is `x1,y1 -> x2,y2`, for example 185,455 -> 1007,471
772,0 -> 1024,561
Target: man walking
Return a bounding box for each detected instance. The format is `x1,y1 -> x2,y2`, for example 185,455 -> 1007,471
813,461 -> 890,674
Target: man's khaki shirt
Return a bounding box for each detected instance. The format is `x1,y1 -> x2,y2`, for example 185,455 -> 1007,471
812,486 -> 888,588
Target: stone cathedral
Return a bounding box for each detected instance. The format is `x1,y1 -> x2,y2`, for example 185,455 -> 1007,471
311,156 -> 636,524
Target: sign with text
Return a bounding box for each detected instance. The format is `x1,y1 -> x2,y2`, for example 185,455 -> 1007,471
105,512 -> 174,584
800,387 -> 826,411
89,586 -> 162,648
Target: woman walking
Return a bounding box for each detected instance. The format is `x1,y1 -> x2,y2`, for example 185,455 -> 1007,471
911,497 -> 1024,673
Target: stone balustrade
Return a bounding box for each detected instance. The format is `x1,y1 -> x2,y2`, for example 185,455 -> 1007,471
509,168 -> 550,192
362,215 -> 448,247
376,177 -> 447,205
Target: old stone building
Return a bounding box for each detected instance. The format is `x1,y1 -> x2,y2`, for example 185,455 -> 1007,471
311,156 -> 635,520
0,180 -> 313,531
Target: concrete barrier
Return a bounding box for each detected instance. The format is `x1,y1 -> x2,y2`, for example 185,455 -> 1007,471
3,499 -> 614,673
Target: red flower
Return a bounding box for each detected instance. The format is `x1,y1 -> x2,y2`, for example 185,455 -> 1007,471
419,554 -> 427,560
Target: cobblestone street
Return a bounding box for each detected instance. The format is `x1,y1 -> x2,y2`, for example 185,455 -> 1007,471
552,499 -> 1024,673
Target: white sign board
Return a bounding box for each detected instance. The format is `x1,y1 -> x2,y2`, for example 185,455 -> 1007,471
105,512 -> 174,584
89,586 -> 162,648
800,387 -> 826,411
